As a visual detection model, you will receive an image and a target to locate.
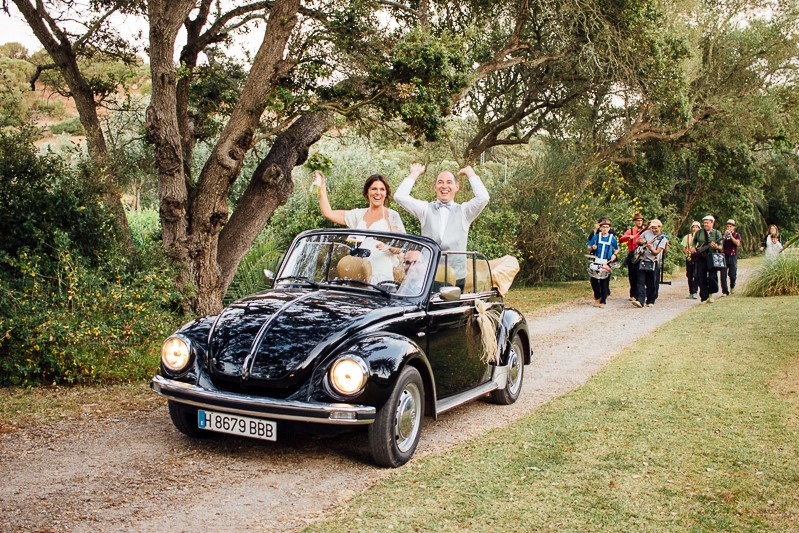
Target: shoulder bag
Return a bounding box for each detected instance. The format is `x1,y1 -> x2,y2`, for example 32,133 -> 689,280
710,251 -> 726,270
638,259 -> 656,272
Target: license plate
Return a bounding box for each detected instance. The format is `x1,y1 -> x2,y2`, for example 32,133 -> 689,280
198,409 -> 277,441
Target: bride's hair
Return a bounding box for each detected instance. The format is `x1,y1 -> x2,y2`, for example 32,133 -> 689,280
362,174 -> 392,205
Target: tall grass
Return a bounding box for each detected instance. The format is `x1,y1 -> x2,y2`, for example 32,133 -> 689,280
742,255 -> 799,296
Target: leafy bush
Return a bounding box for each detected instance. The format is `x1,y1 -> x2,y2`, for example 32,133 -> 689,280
31,98 -> 67,119
0,128 -> 116,262
50,117 -> 85,136
0,129 -> 183,385
742,255 -> 799,297
127,208 -> 161,248
0,239 -> 182,385
224,239 -> 285,305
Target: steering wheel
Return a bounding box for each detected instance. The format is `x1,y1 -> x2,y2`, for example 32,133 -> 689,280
376,280 -> 401,291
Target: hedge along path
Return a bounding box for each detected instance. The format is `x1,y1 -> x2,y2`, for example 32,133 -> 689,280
0,267 -> 750,532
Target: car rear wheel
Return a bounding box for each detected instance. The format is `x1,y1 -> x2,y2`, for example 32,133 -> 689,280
491,334 -> 524,405
168,400 -> 207,438
368,366 -> 424,468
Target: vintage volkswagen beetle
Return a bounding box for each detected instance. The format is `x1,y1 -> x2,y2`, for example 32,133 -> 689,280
151,229 -> 532,467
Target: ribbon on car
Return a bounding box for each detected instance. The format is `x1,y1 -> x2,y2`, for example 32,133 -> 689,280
474,300 -> 499,364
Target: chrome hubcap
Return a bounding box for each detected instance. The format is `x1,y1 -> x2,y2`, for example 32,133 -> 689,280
507,347 -> 522,395
395,383 -> 421,452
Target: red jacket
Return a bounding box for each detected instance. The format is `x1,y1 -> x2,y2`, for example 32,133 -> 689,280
619,227 -> 647,252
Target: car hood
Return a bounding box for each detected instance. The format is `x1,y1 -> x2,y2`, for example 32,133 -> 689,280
207,288 -> 406,388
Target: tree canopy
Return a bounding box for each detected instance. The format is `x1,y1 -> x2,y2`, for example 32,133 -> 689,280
5,0 -> 799,313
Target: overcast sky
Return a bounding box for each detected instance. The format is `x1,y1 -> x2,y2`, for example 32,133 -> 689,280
1,4 -> 265,61
1,5 -> 42,53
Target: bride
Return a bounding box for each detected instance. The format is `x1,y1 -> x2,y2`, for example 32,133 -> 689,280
316,170 -> 406,284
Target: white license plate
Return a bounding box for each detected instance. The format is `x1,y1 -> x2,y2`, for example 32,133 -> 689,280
198,409 -> 277,441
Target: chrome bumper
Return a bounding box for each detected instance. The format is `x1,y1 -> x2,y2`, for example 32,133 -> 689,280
151,375 -> 375,425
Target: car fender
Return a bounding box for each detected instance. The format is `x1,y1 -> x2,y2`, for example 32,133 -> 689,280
498,308 -> 532,366
309,332 -> 435,414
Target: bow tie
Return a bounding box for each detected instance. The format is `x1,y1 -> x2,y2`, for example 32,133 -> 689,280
434,200 -> 454,210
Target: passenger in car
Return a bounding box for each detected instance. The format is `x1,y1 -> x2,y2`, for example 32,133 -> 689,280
394,163 -> 489,288
315,171 -> 406,284
397,249 -> 428,295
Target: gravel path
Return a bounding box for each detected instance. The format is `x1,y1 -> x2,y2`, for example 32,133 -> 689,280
0,269 -> 747,532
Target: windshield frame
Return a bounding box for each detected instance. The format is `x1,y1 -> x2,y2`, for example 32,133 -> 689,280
275,229 -> 439,299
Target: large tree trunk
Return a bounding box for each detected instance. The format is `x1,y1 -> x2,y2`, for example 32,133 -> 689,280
146,0 -> 196,308
186,0 -> 301,316
217,112 -> 333,293
148,0 -> 302,316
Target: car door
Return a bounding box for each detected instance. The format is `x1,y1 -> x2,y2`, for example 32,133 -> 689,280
424,253 -> 497,398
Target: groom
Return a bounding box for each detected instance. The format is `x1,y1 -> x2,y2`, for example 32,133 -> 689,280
394,163 -> 490,287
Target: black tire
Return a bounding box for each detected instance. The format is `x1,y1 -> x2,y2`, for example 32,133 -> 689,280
368,366 -> 424,468
490,334 -> 524,405
167,400 -> 206,438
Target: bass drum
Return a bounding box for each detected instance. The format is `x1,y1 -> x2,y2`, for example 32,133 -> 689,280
587,260 -> 611,280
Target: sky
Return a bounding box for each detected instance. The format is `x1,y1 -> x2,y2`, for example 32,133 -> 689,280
1,5 -> 42,53
1,3 -> 263,61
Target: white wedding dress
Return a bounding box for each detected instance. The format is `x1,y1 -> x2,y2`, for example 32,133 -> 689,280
344,208 -> 406,284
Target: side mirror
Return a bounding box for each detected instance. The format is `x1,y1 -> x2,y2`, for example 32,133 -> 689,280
439,286 -> 462,301
263,269 -> 275,288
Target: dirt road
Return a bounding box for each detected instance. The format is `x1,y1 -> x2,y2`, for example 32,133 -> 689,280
0,271 -> 740,532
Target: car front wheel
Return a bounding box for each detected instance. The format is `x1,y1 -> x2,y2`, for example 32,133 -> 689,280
368,366 -> 424,468
168,400 -> 207,438
490,334 -> 524,405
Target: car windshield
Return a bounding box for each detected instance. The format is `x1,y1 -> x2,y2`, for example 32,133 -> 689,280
277,233 -> 433,297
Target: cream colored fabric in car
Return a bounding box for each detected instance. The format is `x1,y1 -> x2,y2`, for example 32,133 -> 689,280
337,256 -> 372,282
488,255 -> 520,296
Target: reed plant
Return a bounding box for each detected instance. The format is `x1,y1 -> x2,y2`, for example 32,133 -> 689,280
742,254 -> 799,297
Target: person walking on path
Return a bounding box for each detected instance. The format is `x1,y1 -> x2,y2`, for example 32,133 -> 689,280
690,215 -> 723,303
619,213 -> 648,301
587,218 -> 618,308
681,221 -> 701,299
632,219 -> 668,308
394,163 -> 490,286
763,224 -> 783,259
720,219 -> 741,295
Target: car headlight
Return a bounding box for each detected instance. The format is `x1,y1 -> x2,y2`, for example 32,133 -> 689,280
329,357 -> 368,396
161,336 -> 191,373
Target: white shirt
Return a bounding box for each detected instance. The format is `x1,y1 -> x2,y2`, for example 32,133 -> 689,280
394,175 -> 490,242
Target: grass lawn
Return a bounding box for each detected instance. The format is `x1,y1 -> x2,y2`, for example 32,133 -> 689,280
505,275 -> 630,313
309,294 -> 799,531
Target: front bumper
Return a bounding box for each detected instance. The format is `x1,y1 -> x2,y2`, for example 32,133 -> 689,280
151,375 -> 376,425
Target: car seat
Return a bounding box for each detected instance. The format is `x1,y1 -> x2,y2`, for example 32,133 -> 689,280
337,255 -> 372,282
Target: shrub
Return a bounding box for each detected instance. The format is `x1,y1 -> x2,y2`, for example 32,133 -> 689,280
127,208 -> 161,248
0,129 -> 184,385
0,128 -> 116,262
224,239 -> 285,304
50,117 -> 85,136
0,238 -> 182,385
742,255 -> 799,297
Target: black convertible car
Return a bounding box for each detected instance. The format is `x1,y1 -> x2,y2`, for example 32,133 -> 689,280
152,229 -> 532,467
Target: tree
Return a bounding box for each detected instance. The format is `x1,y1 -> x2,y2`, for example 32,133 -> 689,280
5,0 -> 143,244
144,0 -> 704,314
11,0 -> 797,314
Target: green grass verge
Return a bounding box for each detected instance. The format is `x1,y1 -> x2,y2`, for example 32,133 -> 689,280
506,275 -> 630,313
309,295 -> 799,531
